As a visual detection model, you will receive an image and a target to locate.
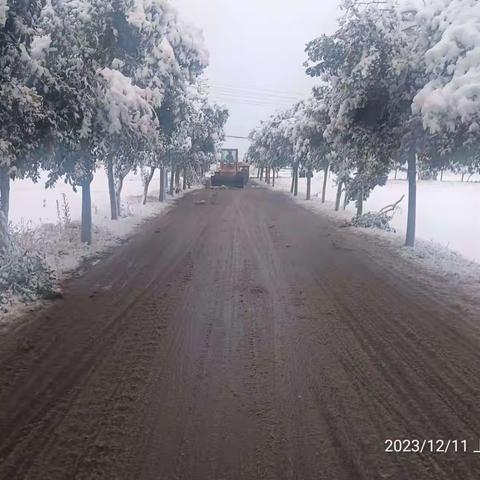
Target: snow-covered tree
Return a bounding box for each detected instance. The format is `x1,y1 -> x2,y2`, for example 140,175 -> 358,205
411,0 -> 480,181
305,0 -> 449,244
0,1 -> 7,27
292,88 -> 333,201
138,82 -> 227,201
412,0 -> 480,141
98,0 -> 208,218
32,0 -> 216,230
248,90 -> 335,200
305,1 -> 412,216
35,0 -> 162,241
128,5 -> 211,200
248,104 -> 300,189
99,68 -> 158,218
187,88 -> 228,176
249,0 -> 478,248
0,0 -> 49,247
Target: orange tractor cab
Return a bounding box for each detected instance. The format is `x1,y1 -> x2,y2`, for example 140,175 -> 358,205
211,149 -> 250,188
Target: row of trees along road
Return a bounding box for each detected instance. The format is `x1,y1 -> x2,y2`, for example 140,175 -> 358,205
248,0 -> 480,247
0,0 -> 228,247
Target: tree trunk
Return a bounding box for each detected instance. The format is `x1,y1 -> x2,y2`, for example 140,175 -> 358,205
266,167 -> 270,185
306,169 -> 311,200
169,163 -> 175,195
159,166 -> 166,202
322,163 -> 329,203
106,156 -> 118,220
116,176 -> 124,216
260,167 -> 264,181
290,166 -> 295,193
142,166 -> 156,205
356,190 -> 363,216
81,177 -> 92,245
461,172 -> 465,182
175,167 -> 180,193
272,169 -> 275,187
293,163 -> 299,197
440,169 -> 444,181
335,180 -> 343,211
394,168 -> 398,180
0,167 -> 10,251
405,152 -> 417,247
183,167 -> 187,190
257,168 -> 260,179
343,185 -> 349,210
0,166 -> 10,224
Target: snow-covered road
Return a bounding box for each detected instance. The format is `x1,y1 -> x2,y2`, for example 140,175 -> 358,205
2,185 -> 480,479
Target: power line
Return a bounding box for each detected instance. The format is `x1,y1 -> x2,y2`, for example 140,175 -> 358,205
211,94 -> 302,105
211,86 -> 303,102
210,97 -> 295,108
212,93 -> 301,105
211,91 -> 298,105
208,83 -> 305,110
208,81 -> 306,110
210,82 -> 305,99
212,83 -> 305,97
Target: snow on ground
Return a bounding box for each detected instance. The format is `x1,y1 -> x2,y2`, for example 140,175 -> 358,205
272,169 -> 480,263
264,169 -> 480,303
2,168 -> 196,322
11,169 -> 165,229
5,166 -> 479,320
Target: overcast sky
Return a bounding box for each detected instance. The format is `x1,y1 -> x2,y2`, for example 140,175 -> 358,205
173,0 -> 341,156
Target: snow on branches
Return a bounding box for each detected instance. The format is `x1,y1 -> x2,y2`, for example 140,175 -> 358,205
98,68 -> 157,138
250,0 -> 480,245
0,0 -> 48,176
0,0 -> 7,28
306,1 -> 409,161
1,0 -> 225,251
1,0 -> 225,304
412,0 -> 480,138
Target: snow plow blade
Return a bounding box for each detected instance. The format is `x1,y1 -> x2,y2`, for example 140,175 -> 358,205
211,173 -> 246,188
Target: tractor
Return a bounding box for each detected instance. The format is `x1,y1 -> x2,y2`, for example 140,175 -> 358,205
211,149 -> 250,188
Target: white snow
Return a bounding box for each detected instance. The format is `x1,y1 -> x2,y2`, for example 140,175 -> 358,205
271,169 -> 480,264
99,68 -> 157,136
265,169 -> 480,304
31,34 -> 52,61
412,0 -> 480,133
0,0 -> 7,27
11,168 -> 480,268
9,167 -> 194,277
1,167 -> 200,322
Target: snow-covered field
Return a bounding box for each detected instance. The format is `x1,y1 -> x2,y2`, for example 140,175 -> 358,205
272,169 -> 480,264
1,167 -> 201,321
8,168 -> 189,283
11,168 -> 165,230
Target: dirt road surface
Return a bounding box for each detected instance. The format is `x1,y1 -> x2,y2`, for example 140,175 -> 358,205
1,185 -> 480,480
